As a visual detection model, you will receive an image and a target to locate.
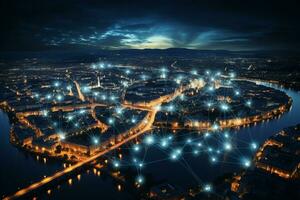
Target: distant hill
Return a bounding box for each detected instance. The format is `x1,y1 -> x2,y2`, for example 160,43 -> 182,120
0,48 -> 298,61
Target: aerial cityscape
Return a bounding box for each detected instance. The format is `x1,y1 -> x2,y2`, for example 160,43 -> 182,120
0,1 -> 299,200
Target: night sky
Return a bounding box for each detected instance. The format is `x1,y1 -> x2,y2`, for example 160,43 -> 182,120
1,0 -> 299,51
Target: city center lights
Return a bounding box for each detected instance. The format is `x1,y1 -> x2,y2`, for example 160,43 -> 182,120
0,1 -> 298,198
1,57 -> 294,200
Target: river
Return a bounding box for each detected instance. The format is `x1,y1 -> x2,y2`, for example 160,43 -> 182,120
0,83 -> 299,199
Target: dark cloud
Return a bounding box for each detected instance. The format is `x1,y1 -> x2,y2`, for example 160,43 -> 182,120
0,0 -> 299,51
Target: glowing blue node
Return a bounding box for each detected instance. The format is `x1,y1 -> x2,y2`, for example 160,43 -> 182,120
113,161 -> 120,168
246,100 -> 252,107
93,137 -> 99,145
220,103 -> 230,111
224,142 -> 232,151
160,139 -> 168,148
58,132 -> 66,140
186,138 -> 192,144
56,94 -> 63,101
203,184 -> 212,192
144,135 -> 154,145
108,118 -> 115,125
138,162 -> 143,168
133,144 -> 140,152
211,157 -> 217,163
136,175 -> 144,184
242,159 -> 251,168
212,124 -> 219,131
251,142 -> 258,150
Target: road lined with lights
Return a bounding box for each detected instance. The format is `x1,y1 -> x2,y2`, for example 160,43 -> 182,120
4,79 -> 206,200
4,79 -> 206,199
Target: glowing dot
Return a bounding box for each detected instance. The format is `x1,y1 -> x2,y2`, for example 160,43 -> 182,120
251,142 -> 258,150
56,94 -> 63,101
54,81 -> 60,87
197,142 -> 202,147
113,160 -> 120,168
108,118 -> 115,125
131,118 -> 137,123
224,142 -> 232,151
191,70 -> 198,75
133,145 -> 140,152
212,124 -> 219,131
46,94 -> 52,100
138,162 -> 143,168
59,132 -> 66,140
115,107 -> 123,115
125,69 -> 131,74
179,94 -> 185,100
224,132 -> 229,138
208,86 -> 214,91
220,103 -> 229,111
67,115 -> 74,121
161,73 -> 167,79
136,175 -> 144,184
246,100 -> 252,107
243,159 -> 251,168
42,110 -> 48,117
193,150 -> 199,155
110,95 -> 116,101
229,72 -> 236,78
79,109 -> 86,114
235,90 -> 240,96
207,102 -> 213,108
211,157 -> 217,163
203,184 -> 212,192
186,138 -> 192,144
144,135 -> 154,145
154,105 -> 161,111
171,153 -> 178,160
204,132 -> 210,138
93,137 -> 99,145
83,86 -> 90,93
160,139 -> 168,148
101,95 -> 107,100
167,104 -> 174,112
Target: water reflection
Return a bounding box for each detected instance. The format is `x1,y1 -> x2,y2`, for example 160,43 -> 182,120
0,83 -> 299,199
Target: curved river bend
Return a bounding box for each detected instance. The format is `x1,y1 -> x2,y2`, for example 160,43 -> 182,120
0,82 -> 299,199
